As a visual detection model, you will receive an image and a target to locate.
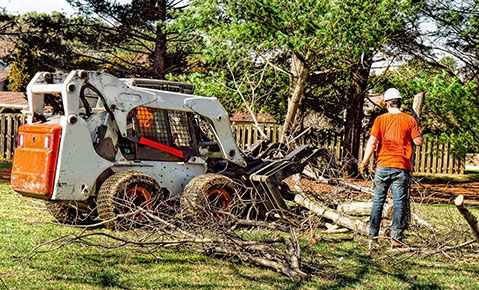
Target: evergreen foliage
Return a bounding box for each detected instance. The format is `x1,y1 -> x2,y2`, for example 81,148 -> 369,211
6,45 -> 39,92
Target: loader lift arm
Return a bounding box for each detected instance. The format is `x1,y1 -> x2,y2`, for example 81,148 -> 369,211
26,70 -> 246,167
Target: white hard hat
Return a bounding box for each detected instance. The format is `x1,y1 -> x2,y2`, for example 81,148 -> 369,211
383,88 -> 401,101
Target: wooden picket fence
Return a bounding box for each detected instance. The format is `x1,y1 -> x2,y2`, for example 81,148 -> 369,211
231,122 -> 465,175
231,122 -> 283,149
0,114 -> 26,160
0,115 -> 465,174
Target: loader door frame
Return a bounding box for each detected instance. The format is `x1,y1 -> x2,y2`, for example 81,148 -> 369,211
121,106 -> 199,162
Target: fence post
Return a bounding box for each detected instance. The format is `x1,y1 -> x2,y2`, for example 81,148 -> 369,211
12,114 -> 19,160
6,115 -> 12,160
0,114 -> 5,160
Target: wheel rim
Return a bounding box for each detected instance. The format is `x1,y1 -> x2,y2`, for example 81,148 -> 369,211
121,185 -> 152,221
207,188 -> 231,214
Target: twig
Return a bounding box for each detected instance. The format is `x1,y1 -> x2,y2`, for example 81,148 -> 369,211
233,218 -> 289,232
387,239 -> 476,256
211,245 -> 310,282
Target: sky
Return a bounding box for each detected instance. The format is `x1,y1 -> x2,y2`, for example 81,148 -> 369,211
0,0 -> 131,15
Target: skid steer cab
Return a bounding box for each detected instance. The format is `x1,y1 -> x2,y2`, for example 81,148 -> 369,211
11,70 -> 319,228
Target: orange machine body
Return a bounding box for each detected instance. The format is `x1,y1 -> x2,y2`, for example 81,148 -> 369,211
10,123 -> 62,199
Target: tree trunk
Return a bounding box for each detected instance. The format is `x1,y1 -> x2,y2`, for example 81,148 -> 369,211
412,92 -> 425,121
454,195 -> 479,244
152,1 -> 167,79
342,56 -> 373,176
281,53 -> 309,143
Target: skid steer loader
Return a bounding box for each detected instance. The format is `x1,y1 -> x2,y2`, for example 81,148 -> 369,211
10,70 -> 318,228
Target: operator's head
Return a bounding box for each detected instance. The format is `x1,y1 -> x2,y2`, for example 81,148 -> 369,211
383,88 -> 401,108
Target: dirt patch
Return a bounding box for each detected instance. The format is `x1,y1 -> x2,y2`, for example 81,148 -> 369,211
0,168 -> 10,181
410,182 -> 479,204
286,177 -> 479,205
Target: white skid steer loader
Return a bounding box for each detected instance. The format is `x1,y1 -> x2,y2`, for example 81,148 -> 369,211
11,70 -> 318,228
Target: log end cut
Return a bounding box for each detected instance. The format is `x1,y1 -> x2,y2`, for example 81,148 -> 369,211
455,195 -> 464,207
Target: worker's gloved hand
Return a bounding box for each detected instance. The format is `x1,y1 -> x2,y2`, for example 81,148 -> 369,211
359,162 -> 368,179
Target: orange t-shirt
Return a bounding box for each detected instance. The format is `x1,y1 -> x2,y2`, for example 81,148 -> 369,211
370,112 -> 422,171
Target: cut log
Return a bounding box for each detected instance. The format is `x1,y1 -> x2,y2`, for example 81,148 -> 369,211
324,223 -> 349,233
322,228 -> 350,234
405,92 -> 425,230
337,201 -> 393,219
294,188 -> 369,236
412,92 -> 425,121
454,195 -> 479,243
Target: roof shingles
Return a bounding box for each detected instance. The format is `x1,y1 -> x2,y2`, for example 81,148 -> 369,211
230,111 -> 276,123
0,92 -> 28,108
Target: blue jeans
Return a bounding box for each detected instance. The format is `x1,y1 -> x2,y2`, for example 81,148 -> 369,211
369,167 -> 410,240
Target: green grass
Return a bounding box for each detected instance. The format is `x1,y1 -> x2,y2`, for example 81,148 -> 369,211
1,184 -> 479,289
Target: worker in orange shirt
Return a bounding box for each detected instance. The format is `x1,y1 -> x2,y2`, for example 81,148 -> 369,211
361,88 -> 423,248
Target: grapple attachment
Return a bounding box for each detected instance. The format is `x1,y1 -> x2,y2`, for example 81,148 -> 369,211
248,144 -> 320,221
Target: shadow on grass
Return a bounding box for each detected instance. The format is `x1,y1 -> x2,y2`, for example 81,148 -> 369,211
322,250 -> 378,289
28,249 -> 278,289
308,239 -> 448,290
225,259 -> 295,289
20,238 -> 479,289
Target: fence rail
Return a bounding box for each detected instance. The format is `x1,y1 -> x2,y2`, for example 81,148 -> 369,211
0,115 -> 465,174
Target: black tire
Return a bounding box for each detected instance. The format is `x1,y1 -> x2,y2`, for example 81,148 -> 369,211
97,171 -> 163,230
45,201 -> 97,225
180,173 -> 242,222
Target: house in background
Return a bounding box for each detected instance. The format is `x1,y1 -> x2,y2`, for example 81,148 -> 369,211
0,61 -> 28,113
0,91 -> 28,113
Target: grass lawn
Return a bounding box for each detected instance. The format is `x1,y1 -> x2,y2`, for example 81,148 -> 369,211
1,181 -> 479,289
